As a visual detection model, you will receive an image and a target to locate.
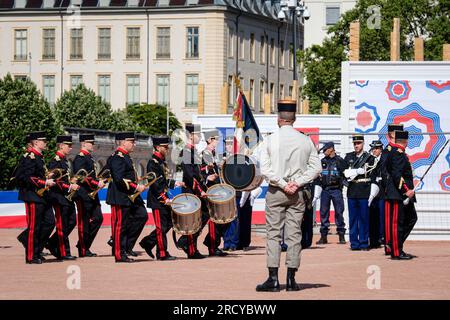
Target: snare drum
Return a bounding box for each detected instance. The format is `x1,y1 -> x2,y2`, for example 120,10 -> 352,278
171,193 -> 202,235
221,154 -> 264,191
206,184 -> 237,224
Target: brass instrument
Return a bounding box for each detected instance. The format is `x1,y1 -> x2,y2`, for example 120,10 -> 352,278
66,169 -> 93,201
123,172 -> 162,203
36,168 -> 65,197
88,169 -> 112,200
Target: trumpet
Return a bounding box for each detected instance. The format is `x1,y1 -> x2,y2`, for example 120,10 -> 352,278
36,168 -> 65,197
88,169 -> 112,200
124,172 -> 162,203
66,169 -> 93,201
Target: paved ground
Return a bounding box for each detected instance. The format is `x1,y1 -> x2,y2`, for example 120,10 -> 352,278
0,226 -> 449,300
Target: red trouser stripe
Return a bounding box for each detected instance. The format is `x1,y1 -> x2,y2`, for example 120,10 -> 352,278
393,202 -> 400,257
385,201 -> 391,254
111,206 -> 116,238
208,220 -> 215,254
114,206 -> 122,260
188,235 -> 195,256
75,201 -> 86,256
26,203 -> 34,262
154,209 -> 165,258
53,204 -> 66,257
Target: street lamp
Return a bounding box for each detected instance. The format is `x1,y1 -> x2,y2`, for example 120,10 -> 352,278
278,0 -> 310,81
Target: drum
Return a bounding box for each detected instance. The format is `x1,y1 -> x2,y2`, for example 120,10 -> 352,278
171,193 -> 202,236
221,154 -> 264,191
207,184 -> 237,224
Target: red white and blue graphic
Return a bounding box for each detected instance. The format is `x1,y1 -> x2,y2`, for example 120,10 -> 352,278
439,171 -> 450,192
385,80 -> 412,103
426,80 -> 450,93
379,103 -> 446,170
413,175 -> 424,192
355,102 -> 380,133
355,80 -> 369,88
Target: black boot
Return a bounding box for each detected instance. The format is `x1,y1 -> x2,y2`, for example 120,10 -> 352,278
316,234 -> 328,245
286,268 -> 301,291
256,267 -> 280,292
338,233 -> 346,244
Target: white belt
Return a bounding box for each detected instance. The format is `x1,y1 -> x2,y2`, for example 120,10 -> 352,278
353,178 -> 371,183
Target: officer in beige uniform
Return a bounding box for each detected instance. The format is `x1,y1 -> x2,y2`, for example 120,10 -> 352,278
256,100 -> 321,292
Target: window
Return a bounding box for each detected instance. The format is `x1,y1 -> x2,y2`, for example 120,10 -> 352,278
270,38 -> 275,65
259,80 -> 265,112
186,27 -> 199,58
228,28 -> 234,58
250,33 -> 255,62
127,75 -> 140,105
98,75 -> 111,103
260,35 -> 266,64
326,6 -> 341,26
279,84 -> 285,99
156,75 -> 170,106
126,27 -> 140,59
42,75 -> 55,105
70,28 -> 83,59
228,75 -> 234,105
185,74 -> 198,108
14,29 -> 27,61
157,27 -> 170,59
279,40 -> 285,67
289,86 -> 293,99
98,28 -> 111,60
239,31 -> 244,59
70,75 -> 83,90
42,28 -> 55,60
249,79 -> 254,108
289,43 -> 294,69
270,83 -> 274,112
15,75 -> 28,81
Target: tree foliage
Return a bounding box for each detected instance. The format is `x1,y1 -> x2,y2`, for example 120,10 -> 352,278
126,103 -> 182,135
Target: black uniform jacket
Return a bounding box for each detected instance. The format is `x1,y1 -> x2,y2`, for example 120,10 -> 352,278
16,148 -> 48,204
48,151 -> 73,207
106,147 -> 143,206
344,151 -> 375,199
201,148 -> 220,188
146,152 -> 175,209
180,144 -> 206,196
72,150 -> 100,203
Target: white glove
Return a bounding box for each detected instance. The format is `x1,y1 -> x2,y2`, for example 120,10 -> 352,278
356,168 -> 365,175
249,187 -> 262,207
240,191 -> 250,208
344,169 -> 358,181
368,183 -> 380,207
312,185 -> 322,207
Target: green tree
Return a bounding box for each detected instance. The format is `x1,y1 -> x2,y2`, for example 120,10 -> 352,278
109,109 -> 136,132
300,0 -> 450,114
0,74 -> 60,190
126,103 -> 181,135
53,84 -> 116,130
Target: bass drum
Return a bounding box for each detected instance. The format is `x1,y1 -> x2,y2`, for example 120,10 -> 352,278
170,193 -> 202,236
207,183 -> 237,224
221,154 -> 264,191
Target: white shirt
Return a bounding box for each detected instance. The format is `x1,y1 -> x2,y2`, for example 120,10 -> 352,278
258,125 -> 321,189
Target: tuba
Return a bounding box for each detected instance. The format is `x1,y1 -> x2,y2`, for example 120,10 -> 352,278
88,168 -> 112,200
36,168 -> 66,197
124,172 -> 162,203
66,169 -> 93,201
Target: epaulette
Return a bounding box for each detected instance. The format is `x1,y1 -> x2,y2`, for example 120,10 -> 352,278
387,145 -> 392,151
153,158 -> 159,164
397,148 -> 403,154
79,152 -> 85,157
28,152 -> 35,160
55,155 -> 61,161
117,152 -> 124,158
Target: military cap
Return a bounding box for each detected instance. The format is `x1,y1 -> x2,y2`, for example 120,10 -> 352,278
56,135 -> 73,145
79,134 -> 95,143
152,135 -> 171,146
28,131 -> 46,141
185,123 -> 201,134
203,129 -> 220,141
395,130 -> 409,141
370,140 -> 383,149
352,135 -> 364,143
388,124 -> 404,132
115,132 -> 135,141
320,141 -> 335,152
277,99 -> 297,113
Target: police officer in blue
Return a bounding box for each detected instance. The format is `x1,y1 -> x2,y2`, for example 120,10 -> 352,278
314,141 -> 347,245
344,135 -> 375,251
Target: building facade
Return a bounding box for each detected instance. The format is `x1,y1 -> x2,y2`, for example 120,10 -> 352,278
0,0 -> 302,123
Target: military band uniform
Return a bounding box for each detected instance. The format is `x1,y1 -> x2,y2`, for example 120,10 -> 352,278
344,136 -> 375,250
72,134 -> 103,257
368,140 -> 384,249
106,133 -> 148,262
15,132 -> 54,264
139,139 -> 176,260
46,137 -> 77,259
384,131 -> 418,259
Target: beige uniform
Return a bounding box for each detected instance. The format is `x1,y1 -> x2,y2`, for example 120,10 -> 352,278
259,125 -> 321,268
